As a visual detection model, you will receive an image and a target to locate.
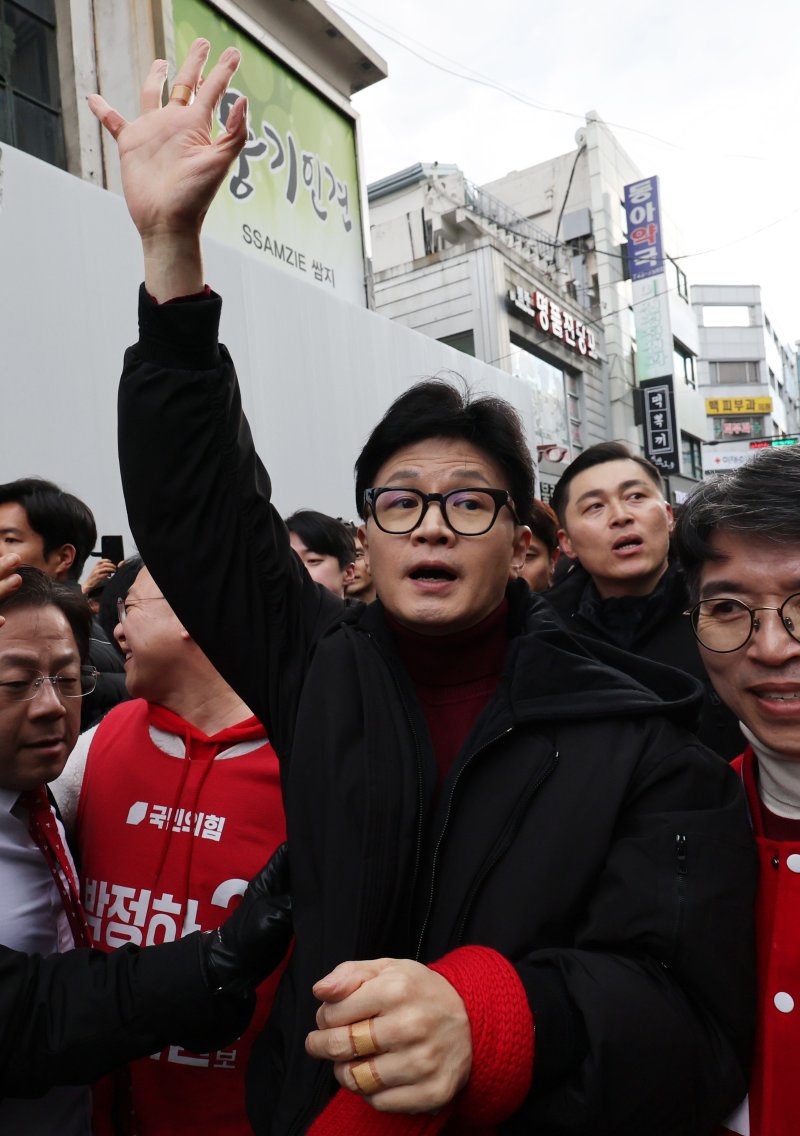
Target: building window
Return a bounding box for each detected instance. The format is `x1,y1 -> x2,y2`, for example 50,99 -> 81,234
565,373 -> 584,452
509,335 -> 578,456
0,0 -> 64,168
667,257 -> 689,302
438,330 -> 475,357
707,361 -> 760,385
681,433 -> 702,480
673,341 -> 696,389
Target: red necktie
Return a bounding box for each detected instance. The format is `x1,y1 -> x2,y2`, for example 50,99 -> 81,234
19,784 -> 91,948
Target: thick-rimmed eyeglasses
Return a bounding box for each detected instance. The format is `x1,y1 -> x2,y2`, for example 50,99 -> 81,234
363,487 -> 519,536
0,667 -> 99,703
684,593 -> 800,653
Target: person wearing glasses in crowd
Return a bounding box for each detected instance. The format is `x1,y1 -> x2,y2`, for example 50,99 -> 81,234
91,40 -> 756,1135
0,478 -> 127,728
0,564 -> 292,1133
676,447 -> 800,1136
52,564 -> 288,1135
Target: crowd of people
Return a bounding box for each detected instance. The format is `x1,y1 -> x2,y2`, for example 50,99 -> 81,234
1,35 -> 798,1136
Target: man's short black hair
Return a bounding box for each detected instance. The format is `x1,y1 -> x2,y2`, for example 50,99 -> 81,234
551,442 -> 664,524
285,510 -> 356,570
675,447 -> 800,603
0,567 -> 92,661
354,378 -> 536,528
0,477 -> 97,581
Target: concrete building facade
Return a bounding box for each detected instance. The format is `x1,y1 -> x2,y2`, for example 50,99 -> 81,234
367,162 -> 608,500
2,2 -> 557,552
692,284 -> 800,475
3,0 -> 387,187
482,113 -> 708,498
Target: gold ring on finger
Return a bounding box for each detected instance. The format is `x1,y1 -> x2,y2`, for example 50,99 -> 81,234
351,1058 -> 383,1095
348,1017 -> 378,1059
168,83 -> 194,106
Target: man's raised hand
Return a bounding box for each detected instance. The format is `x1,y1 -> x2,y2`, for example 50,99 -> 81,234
87,39 -> 248,300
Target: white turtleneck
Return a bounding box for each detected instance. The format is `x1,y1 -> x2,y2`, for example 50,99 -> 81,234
741,723 -> 800,820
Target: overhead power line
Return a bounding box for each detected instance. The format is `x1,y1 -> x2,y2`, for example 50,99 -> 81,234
333,1 -> 768,162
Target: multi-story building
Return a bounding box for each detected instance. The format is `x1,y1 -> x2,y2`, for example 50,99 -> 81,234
367,162 -> 608,500
692,284 -> 800,475
482,113 -> 708,497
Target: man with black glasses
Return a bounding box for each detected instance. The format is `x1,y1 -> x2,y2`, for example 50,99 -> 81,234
93,39 -> 757,1135
676,447 -> 800,1136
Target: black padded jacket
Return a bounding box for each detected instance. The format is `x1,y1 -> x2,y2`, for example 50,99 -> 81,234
118,288 -> 757,1136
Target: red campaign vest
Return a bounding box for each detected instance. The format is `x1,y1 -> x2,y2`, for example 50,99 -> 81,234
718,749 -> 800,1136
76,698 -> 287,1136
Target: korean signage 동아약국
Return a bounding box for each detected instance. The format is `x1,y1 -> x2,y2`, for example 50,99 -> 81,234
507,286 -> 599,360
624,176 -> 672,384
640,376 -> 678,475
624,177 -> 664,282
172,0 -> 366,304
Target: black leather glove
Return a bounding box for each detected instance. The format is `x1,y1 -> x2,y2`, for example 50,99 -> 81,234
200,842 -> 292,998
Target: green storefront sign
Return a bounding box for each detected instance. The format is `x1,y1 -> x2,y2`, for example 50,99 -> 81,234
173,0 -> 366,304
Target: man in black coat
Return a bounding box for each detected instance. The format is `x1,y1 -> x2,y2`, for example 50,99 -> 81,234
547,442 -> 743,758
91,39 -> 757,1136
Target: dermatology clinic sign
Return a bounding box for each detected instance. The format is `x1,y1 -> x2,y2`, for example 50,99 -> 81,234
172,0 -> 366,304
705,397 -> 773,416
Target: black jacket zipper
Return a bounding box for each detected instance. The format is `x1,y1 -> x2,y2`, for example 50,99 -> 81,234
673,832 -> 688,959
415,727 -> 525,961
454,747 -> 560,947
363,630 -> 426,910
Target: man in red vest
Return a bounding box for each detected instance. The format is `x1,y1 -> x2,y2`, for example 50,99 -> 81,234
0,563 -> 291,1131
53,564 -> 287,1135
676,446 -> 800,1136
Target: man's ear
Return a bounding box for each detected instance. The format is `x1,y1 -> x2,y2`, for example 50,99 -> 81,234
343,561 -> 357,587
557,528 -> 577,561
512,526 -> 531,574
48,543 -> 76,581
665,502 -> 675,534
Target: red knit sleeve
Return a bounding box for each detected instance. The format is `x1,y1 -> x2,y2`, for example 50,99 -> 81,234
307,1089 -> 453,1136
307,947 -> 534,1136
430,946 -> 534,1126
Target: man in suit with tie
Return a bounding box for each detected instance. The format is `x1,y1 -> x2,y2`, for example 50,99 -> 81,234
0,562 -> 291,1131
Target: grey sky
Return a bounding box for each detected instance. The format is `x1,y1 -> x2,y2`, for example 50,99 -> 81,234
341,0 -> 800,341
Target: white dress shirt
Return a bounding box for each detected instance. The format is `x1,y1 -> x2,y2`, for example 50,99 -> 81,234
0,785 -> 91,1135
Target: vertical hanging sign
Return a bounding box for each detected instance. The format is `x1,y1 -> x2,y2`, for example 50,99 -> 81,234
640,376 -> 678,474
